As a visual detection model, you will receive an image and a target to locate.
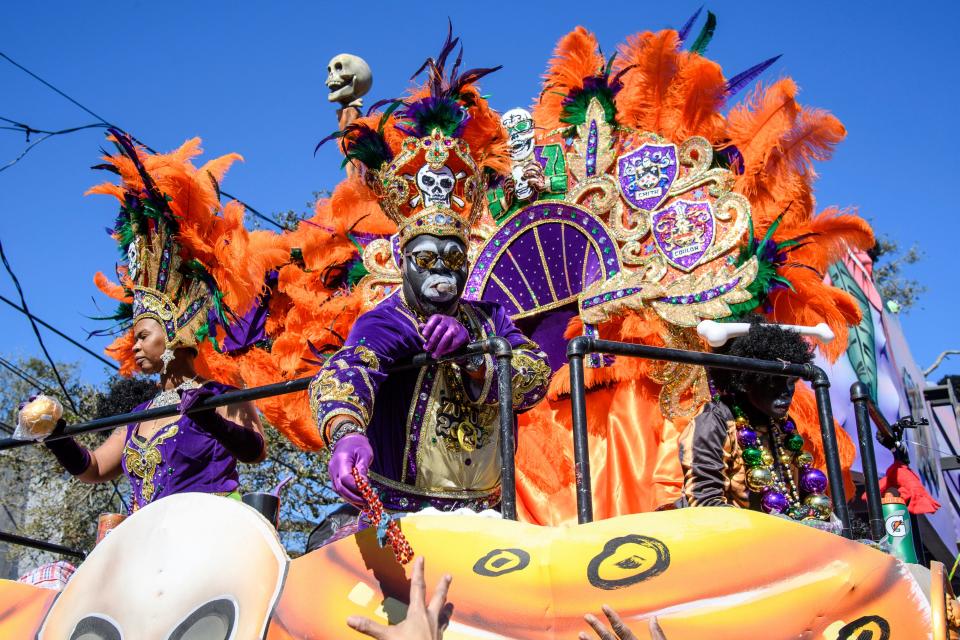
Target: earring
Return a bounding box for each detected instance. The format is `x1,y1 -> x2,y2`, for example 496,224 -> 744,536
160,349 -> 175,374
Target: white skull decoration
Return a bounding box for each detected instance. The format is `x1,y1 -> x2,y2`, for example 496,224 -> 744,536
37,493 -> 287,640
416,164 -> 457,208
325,53 -> 373,107
126,237 -> 141,282
501,107 -> 536,162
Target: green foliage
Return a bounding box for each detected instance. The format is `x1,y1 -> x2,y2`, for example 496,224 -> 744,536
0,357 -> 118,578
871,235 -> 925,312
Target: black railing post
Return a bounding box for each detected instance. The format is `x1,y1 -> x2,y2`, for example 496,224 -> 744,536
567,336 -> 594,524
850,381 -> 885,540
808,366 -> 851,538
0,530 -> 86,560
488,337 -> 517,521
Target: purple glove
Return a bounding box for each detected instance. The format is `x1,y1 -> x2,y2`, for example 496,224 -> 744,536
328,432 -> 374,505
43,419 -> 92,476
180,385 -> 265,463
421,314 -> 469,359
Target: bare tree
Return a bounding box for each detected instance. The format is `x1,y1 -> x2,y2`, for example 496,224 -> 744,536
0,355 -> 335,576
870,236 -> 925,312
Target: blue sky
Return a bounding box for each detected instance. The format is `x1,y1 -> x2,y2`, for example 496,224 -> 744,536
1,1 -> 957,385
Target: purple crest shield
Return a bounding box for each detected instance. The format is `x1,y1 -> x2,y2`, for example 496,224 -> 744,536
651,200 -> 715,271
617,143 -> 679,211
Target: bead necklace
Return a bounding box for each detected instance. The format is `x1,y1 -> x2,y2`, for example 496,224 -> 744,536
733,405 -> 833,522
352,467 -> 414,564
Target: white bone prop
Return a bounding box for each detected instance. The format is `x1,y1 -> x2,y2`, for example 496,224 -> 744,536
696,319 -> 835,348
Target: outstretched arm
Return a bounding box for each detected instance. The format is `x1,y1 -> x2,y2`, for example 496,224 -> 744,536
45,424 -> 125,484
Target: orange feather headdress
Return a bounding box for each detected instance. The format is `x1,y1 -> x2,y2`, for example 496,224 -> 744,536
87,130 -> 287,376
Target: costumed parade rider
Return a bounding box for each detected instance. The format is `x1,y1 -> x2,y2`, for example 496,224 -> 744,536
310,41 -> 551,514
679,319 -> 834,522
21,133 -> 267,511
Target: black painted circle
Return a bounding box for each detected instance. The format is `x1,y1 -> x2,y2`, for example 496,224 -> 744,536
472,548 -> 531,577
837,615 -> 891,640
586,534 -> 670,590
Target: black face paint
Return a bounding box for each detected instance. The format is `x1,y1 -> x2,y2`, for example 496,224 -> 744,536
401,234 -> 468,317
744,374 -> 798,420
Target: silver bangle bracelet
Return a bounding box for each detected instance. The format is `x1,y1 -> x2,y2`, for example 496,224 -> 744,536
328,421 -> 365,447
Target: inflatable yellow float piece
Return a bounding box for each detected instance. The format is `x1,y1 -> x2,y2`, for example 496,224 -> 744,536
0,495 -> 932,639
272,508 -> 931,639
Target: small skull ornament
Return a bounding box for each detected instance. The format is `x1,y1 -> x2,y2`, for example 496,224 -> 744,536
416,164 -> 456,208
502,107 -> 537,200
502,108 -> 536,162
326,53 -> 373,107
126,237 -> 142,281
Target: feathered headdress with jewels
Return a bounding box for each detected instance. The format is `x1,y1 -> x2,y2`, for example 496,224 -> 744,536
88,130 -> 286,375
324,27 -> 508,247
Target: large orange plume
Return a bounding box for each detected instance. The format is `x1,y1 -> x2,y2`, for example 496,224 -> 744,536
533,26 -> 605,132
614,30 -> 682,136
784,208 -> 875,275
93,272 -> 131,303
87,137 -> 291,375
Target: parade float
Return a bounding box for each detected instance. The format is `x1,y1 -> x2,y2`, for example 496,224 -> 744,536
0,11 -> 957,640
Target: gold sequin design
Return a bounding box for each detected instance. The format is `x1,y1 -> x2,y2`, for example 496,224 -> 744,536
124,424 -> 180,504
511,348 -> 552,408
435,364 -> 497,453
309,366 -> 368,423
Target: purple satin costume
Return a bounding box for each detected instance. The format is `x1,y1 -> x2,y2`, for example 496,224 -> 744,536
310,294 -> 551,512
122,381 -> 240,512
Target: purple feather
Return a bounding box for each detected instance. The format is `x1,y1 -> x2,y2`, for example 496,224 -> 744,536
717,145 -> 744,174
724,55 -> 782,100
677,6 -> 704,44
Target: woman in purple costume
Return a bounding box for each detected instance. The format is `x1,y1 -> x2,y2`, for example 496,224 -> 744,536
43,317 -> 265,511
37,134 -> 266,512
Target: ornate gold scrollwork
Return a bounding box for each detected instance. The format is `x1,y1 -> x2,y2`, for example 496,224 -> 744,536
669,136 -> 734,196
699,191 -> 751,264
647,325 -> 711,419
607,200 -> 650,244
356,238 -> 402,309
569,174 -> 620,215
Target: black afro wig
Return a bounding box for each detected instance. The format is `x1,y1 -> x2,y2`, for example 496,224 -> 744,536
709,316 -> 814,395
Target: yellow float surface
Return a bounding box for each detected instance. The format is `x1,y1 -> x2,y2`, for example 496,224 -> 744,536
0,506 -> 932,639
271,508 -> 931,639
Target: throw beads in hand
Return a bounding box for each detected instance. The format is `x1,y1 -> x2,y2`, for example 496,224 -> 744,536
352,467 -> 414,564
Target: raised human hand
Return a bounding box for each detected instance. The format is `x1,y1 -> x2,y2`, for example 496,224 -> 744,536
328,432 -> 374,505
178,385 -> 217,420
347,556 -> 453,639
421,314 -> 469,359
579,606 -> 667,640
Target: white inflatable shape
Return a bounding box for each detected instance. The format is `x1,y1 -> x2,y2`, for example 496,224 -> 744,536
696,319 -> 836,348
38,493 -> 288,640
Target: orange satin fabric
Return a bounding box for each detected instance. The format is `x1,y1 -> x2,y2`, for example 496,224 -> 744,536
514,377 -> 855,526
516,376 -> 691,525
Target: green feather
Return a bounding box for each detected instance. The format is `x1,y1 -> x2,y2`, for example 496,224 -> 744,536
689,11 -> 717,55
560,92 -> 617,129
347,260 -> 369,288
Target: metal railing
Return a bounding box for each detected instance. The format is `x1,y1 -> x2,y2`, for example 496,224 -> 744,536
0,530 -> 86,560
567,336 -> 853,538
0,338 -> 521,521
850,381 -> 885,541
